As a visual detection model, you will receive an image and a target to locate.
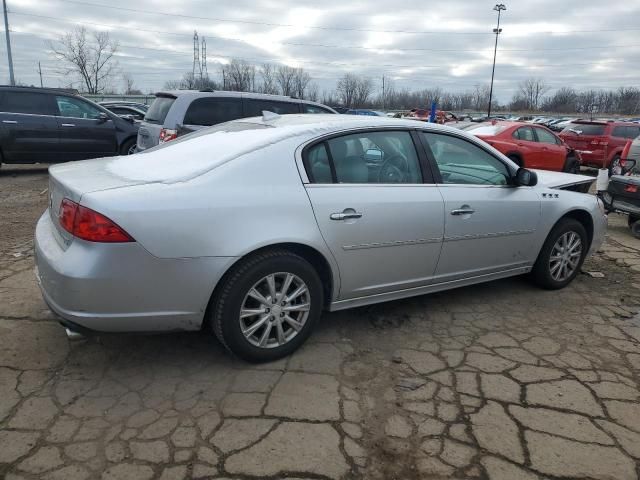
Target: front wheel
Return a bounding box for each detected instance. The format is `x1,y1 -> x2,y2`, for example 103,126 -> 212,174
121,138 -> 137,155
630,216 -> 640,239
608,155 -> 622,176
530,218 -> 588,290
210,250 -> 323,362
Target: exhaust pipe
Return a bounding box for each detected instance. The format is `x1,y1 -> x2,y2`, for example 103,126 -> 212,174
65,328 -> 85,341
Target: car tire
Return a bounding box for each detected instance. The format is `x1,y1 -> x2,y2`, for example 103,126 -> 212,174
210,250 -> 323,362
530,218 -> 588,290
608,155 -> 621,177
120,138 -> 137,156
508,154 -> 523,167
563,155 -> 580,174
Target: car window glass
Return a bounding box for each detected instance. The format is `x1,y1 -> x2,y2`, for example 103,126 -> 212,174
324,131 -> 422,184
306,143 -> 332,183
244,99 -> 300,117
56,96 -> 102,119
183,98 -> 243,126
421,132 -> 510,186
1,91 -> 56,115
612,126 -> 627,138
535,128 -> 558,145
625,126 -> 640,139
144,96 -> 175,124
513,127 -> 534,142
303,104 -> 331,114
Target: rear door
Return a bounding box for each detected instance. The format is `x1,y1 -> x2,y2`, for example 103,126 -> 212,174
0,90 -> 59,163
512,126 -> 540,167
54,95 -> 117,160
533,127 -> 567,171
303,129 -> 445,300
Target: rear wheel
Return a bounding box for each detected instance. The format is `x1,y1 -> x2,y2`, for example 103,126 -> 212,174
210,250 -> 323,362
631,220 -> 640,239
608,155 -> 622,176
531,218 -> 588,290
120,138 -> 137,156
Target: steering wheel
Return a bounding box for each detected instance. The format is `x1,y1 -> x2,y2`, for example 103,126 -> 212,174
378,154 -> 409,183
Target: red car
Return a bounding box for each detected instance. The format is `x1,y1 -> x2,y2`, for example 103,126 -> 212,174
466,121 -> 580,173
558,120 -> 640,175
406,109 -> 459,124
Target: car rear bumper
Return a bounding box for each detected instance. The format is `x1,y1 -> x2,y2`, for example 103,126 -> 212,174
35,212 -> 235,332
575,150 -> 606,167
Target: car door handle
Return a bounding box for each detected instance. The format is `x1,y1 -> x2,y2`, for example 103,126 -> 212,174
61,123 -> 76,127
2,120 -> 17,124
330,211 -> 363,221
451,208 -> 475,215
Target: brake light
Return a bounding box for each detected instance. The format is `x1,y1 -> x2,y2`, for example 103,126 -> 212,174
159,128 -> 177,143
621,140 -> 632,160
58,198 -> 134,243
625,185 -> 638,193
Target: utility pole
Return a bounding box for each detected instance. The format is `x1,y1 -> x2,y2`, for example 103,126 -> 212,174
487,3 -> 506,118
201,37 -> 207,79
382,75 -> 385,111
3,0 -> 15,86
37,61 -> 43,87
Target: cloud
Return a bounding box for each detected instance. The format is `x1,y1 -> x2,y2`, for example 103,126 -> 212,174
1,0 -> 639,102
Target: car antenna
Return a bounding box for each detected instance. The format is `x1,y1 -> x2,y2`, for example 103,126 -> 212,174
262,110 -> 281,122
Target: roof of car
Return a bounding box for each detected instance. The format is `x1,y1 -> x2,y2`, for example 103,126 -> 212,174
156,90 -> 307,102
0,85 -> 80,95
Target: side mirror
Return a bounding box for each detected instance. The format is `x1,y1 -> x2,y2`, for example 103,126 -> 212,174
121,114 -> 135,123
515,168 -> 538,187
97,112 -> 110,123
622,158 -> 637,175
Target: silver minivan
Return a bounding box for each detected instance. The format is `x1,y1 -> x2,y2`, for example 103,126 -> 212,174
136,90 -> 337,151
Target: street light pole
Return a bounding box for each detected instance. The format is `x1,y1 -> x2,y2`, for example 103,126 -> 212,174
487,3 -> 506,118
2,0 -> 14,86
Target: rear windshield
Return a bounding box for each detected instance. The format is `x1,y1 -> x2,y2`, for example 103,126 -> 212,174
144,96 -> 176,124
466,124 -> 509,136
562,124 -> 606,136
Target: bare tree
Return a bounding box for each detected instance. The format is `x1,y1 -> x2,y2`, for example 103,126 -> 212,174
472,84 -> 491,111
518,78 -> 550,111
306,82 -> 319,102
260,63 -> 278,94
164,72 -> 217,91
336,73 -> 359,107
293,68 -> 311,99
354,77 -> 373,107
122,72 -> 142,95
50,27 -> 119,94
221,59 -> 255,91
275,66 -> 297,96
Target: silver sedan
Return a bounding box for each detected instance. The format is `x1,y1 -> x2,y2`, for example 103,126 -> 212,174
35,114 -> 607,361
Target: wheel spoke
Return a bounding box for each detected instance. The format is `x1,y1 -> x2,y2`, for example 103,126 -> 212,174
240,308 -> 266,319
266,274 -> 277,302
550,261 -> 562,275
279,273 -> 294,301
283,302 -> 310,313
275,319 -> 285,345
243,314 -> 270,337
258,322 -> 273,347
286,285 -> 308,303
248,288 -> 271,307
283,314 -> 303,332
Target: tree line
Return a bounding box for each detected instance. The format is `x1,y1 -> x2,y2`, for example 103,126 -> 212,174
49,27 -> 640,115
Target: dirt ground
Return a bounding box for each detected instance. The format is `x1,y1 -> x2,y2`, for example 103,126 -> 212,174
2,164 -> 640,480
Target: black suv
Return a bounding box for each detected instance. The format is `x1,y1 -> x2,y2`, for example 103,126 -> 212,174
0,86 -> 139,168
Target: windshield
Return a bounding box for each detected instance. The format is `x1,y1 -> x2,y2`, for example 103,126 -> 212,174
144,96 -> 176,124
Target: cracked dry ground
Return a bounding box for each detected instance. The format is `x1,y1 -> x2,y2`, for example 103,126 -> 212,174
3,168 -> 640,479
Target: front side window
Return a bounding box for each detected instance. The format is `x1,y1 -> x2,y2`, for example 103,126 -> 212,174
305,130 -> 422,184
183,98 -> 243,126
1,91 -> 57,115
56,96 -> 103,119
421,132 -> 510,186
535,128 -> 560,145
624,126 -> 640,139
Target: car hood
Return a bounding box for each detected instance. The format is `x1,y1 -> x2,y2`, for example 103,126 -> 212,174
532,169 -> 595,189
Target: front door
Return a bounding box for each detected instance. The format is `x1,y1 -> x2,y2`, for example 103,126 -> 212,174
419,131 -> 541,282
303,130 -> 445,300
54,95 -> 117,160
0,90 -> 59,163
533,127 -> 567,171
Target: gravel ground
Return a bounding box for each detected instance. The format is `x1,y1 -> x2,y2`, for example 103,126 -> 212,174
2,165 -> 640,480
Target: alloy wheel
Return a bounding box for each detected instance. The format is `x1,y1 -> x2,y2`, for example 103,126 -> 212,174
239,272 -> 310,349
549,231 -> 582,282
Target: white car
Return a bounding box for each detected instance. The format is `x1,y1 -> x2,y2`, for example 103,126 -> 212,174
35,114 -> 607,361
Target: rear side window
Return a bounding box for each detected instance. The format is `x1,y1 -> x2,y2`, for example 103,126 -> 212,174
513,127 -> 535,142
144,96 -> 176,124
565,124 -> 606,136
303,104 -> 332,114
612,126 -> 627,138
613,126 -> 640,139
244,99 -> 300,117
0,91 -> 57,115
183,98 -> 243,126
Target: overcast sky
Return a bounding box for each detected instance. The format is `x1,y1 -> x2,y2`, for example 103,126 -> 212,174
2,0 -> 640,102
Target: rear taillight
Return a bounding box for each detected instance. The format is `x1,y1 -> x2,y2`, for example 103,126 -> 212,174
625,184 -> 638,193
159,128 -> 177,143
621,140 -> 632,160
58,198 -> 134,243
